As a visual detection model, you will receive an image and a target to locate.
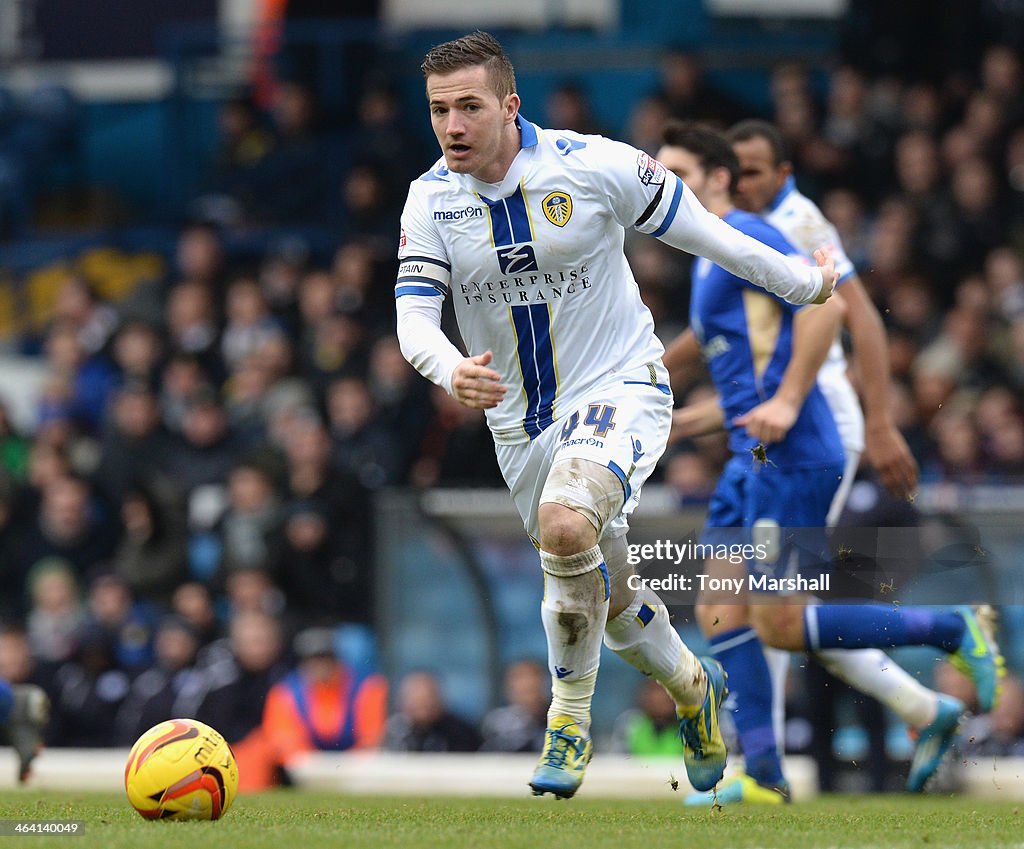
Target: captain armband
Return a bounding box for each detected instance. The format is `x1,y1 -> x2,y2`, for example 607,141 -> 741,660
395,255 -> 452,298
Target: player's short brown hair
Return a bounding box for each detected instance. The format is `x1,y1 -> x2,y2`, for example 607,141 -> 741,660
662,120 -> 740,192
421,31 -> 517,100
727,119 -> 790,167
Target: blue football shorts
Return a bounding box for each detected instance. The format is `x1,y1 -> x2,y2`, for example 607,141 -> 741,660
702,453 -> 843,586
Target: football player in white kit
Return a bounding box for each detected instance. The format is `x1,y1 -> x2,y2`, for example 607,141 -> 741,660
395,32 -> 837,799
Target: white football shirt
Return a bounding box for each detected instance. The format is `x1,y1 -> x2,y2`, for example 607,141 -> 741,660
397,118 -> 668,444
763,177 -> 865,454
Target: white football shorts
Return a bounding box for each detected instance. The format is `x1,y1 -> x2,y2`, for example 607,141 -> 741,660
496,360 -> 673,544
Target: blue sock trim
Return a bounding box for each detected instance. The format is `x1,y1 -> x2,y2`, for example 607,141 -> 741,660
709,627 -> 759,654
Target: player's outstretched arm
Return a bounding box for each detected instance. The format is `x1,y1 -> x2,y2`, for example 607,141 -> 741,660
735,293 -> 844,444
636,176 -> 837,304
840,275 -> 919,498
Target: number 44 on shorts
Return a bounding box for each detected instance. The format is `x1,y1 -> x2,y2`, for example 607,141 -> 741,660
559,404 -> 617,440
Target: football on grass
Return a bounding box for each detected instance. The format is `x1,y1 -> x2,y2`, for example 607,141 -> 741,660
124,718 -> 239,820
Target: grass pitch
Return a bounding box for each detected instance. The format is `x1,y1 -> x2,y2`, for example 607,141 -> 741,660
0,791 -> 1019,849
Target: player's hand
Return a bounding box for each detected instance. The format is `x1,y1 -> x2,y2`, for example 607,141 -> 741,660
811,248 -> 838,305
450,351 -> 507,409
865,419 -> 919,500
734,396 -> 799,444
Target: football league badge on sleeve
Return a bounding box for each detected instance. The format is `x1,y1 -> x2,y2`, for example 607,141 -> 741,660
637,152 -> 666,187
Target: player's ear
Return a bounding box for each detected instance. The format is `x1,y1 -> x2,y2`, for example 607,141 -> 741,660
712,165 -> 731,193
505,92 -> 521,123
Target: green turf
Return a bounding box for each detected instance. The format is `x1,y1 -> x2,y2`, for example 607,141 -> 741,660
0,791 -> 1019,849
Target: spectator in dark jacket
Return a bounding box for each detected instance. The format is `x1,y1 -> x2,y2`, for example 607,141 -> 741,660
326,376 -> 402,489
479,659 -> 549,753
382,671 -> 481,753
275,499 -> 368,625
162,391 -> 238,494
115,615 -> 205,744
196,610 -> 289,791
112,481 -> 189,607
197,609 -> 288,743
48,622 -> 131,747
275,414 -> 372,624
93,382 -> 172,503
10,475 -> 118,580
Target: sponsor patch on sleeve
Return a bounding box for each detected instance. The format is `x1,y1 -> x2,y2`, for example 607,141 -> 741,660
636,152 -> 666,187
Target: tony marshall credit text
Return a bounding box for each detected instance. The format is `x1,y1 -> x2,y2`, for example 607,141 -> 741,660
626,573 -> 831,594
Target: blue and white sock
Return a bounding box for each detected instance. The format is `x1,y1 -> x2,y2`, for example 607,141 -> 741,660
604,587 -> 706,712
710,627 -> 785,789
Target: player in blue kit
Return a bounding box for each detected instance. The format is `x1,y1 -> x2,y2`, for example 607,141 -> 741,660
726,119 -> 977,795
396,32 -> 840,799
659,122 -> 1003,803
666,119 -> 977,796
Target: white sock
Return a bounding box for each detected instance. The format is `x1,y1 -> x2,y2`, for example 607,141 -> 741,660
603,587 -> 706,713
815,648 -> 938,728
540,545 -> 609,732
765,646 -> 789,753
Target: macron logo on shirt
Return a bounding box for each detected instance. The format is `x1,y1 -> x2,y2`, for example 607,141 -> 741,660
433,206 -> 484,221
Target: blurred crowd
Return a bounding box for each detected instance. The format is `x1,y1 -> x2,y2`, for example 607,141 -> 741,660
0,211 -> 507,762
0,26 -> 1023,788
